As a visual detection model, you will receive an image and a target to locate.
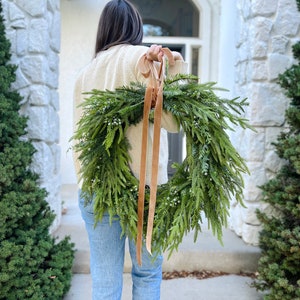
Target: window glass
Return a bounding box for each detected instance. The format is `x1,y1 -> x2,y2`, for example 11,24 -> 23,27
192,47 -> 200,76
131,0 -> 199,37
143,24 -> 170,36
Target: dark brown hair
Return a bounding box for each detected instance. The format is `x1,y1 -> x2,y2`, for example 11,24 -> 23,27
94,0 -> 143,56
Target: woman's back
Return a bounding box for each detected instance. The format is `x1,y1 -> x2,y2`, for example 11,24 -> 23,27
76,44 -> 148,93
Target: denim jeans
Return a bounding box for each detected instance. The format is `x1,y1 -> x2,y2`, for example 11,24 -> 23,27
79,192 -> 163,300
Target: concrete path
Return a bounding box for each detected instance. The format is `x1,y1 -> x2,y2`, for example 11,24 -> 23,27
64,274 -> 263,300
55,185 -> 264,300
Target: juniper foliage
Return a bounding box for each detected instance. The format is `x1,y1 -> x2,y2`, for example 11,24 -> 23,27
0,3 -> 74,299
253,2 -> 300,298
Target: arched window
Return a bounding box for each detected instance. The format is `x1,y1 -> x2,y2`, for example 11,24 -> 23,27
132,0 -> 199,37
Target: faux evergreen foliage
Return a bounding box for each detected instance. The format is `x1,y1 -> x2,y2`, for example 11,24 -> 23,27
253,2 -> 300,298
0,3 -> 74,299
72,74 -> 252,255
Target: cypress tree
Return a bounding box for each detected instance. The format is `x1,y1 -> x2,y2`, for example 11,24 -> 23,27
0,3 -> 74,299
253,1 -> 300,298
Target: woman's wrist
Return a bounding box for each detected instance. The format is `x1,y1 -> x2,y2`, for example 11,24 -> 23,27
172,51 -> 184,61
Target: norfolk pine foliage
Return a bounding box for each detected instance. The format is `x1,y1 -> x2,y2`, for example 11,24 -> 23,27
72,72 -> 252,256
253,1 -> 300,298
0,3 -> 74,299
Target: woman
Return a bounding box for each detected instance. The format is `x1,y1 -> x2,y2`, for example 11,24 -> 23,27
73,1 -> 187,299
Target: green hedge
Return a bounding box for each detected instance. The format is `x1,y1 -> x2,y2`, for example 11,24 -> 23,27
0,3 -> 74,299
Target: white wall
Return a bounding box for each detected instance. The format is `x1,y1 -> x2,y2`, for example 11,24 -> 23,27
59,0 -> 109,185
229,0 -> 300,244
218,0 -> 236,97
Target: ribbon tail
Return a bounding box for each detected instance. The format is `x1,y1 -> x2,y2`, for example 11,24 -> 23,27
136,86 -> 152,266
146,87 -> 163,255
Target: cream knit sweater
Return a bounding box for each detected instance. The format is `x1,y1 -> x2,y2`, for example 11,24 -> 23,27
73,44 -> 187,187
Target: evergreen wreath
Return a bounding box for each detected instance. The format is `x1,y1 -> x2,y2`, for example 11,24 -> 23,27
72,74 -> 251,255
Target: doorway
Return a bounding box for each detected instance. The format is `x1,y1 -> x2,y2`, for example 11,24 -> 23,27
136,0 -> 202,176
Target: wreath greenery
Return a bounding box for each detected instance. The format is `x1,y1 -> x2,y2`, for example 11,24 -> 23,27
72,74 -> 251,255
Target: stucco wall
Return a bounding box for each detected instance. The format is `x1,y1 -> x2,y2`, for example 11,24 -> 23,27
59,0 -> 109,186
3,0 -> 61,231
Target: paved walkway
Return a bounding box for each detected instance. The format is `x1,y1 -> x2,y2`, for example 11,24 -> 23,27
64,274 -> 263,300
54,185 -> 264,300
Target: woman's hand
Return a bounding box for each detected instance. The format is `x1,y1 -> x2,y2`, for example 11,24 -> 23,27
146,45 -> 184,64
146,44 -> 164,62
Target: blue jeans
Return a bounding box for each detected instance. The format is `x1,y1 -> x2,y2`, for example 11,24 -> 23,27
79,192 -> 163,300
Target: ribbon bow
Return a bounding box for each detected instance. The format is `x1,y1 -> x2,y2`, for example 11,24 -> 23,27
136,48 -> 174,265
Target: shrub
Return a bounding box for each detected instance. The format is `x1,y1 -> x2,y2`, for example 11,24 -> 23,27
0,3 -> 75,299
253,2 -> 300,299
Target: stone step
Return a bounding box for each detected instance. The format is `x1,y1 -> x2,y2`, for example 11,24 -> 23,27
54,185 -> 260,274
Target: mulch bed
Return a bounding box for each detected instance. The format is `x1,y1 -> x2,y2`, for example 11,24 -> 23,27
162,270 -> 258,280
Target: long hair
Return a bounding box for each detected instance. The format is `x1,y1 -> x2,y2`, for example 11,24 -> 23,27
94,0 -> 143,56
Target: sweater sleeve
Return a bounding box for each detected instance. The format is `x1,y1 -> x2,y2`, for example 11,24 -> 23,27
168,59 -> 188,77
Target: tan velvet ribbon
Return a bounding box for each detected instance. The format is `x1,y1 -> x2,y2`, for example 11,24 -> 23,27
136,48 -> 174,265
